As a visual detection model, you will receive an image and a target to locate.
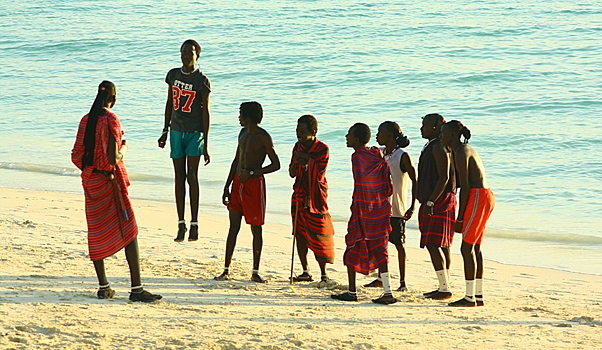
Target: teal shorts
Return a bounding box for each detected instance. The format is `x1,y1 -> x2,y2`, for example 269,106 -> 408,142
170,130 -> 205,159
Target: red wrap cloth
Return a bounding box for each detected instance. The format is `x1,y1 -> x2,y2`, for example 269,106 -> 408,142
71,109 -> 138,261
290,139 -> 335,263
343,147 -> 392,275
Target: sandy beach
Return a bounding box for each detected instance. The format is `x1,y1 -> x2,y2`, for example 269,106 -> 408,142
1,187 -> 601,349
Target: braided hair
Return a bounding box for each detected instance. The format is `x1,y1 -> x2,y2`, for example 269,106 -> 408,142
82,81 -> 116,169
445,120 -> 472,144
380,121 -> 410,148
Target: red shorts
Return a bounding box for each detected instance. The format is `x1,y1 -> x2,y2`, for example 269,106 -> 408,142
461,188 -> 495,245
228,174 -> 266,226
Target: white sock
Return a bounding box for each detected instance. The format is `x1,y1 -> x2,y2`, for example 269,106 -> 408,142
381,272 -> 392,295
475,279 -> 483,297
303,269 -> 310,274
465,280 -> 475,300
252,269 -> 259,275
436,269 -> 450,292
190,221 -> 198,226
223,267 -> 229,273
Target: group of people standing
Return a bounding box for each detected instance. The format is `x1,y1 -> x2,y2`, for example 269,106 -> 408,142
71,39 -> 494,307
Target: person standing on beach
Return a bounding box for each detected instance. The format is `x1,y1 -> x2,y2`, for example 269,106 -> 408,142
71,81 -> 162,302
364,121 -> 417,292
289,115 -> 335,283
214,102 -> 281,283
331,123 -> 397,305
441,121 -> 495,307
418,113 -> 456,300
157,39 -> 211,243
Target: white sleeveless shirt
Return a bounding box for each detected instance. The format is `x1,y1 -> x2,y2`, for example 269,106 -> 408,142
383,146 -> 409,218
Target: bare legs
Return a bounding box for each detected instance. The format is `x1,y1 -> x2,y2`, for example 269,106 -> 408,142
215,210 -> 266,283
92,238 -> 161,301
93,238 -> 141,288
424,243 -> 452,300
426,244 -> 451,271
172,156 -> 201,241
295,238 -> 328,280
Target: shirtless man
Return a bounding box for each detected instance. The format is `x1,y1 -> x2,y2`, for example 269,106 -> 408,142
440,120 -> 495,307
214,102 -> 281,283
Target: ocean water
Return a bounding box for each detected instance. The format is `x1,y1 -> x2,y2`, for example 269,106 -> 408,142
1,0 -> 601,275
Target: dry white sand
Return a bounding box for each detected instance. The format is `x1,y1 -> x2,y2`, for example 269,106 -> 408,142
1,187 -> 601,349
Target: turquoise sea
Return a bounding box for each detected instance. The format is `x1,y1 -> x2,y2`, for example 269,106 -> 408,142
1,0 -> 601,274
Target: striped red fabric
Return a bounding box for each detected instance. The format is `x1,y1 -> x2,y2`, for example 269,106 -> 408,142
71,110 -> 138,261
290,139 -> 335,263
418,192 -> 456,248
344,147 -> 392,275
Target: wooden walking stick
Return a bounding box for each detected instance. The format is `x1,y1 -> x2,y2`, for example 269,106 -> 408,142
289,201 -> 299,284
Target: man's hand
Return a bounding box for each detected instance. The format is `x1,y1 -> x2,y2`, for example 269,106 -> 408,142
239,170 -> 251,183
222,188 -> 230,206
402,206 -> 414,221
203,147 -> 211,165
454,220 -> 463,233
425,205 -> 433,217
294,152 -> 309,166
158,133 -> 167,148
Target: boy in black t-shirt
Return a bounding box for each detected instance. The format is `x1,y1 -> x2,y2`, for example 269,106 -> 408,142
158,39 -> 211,242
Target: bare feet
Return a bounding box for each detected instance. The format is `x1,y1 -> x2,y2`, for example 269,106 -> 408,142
363,278 -> 383,288
251,273 -> 268,283
396,281 -> 408,292
214,271 -> 231,281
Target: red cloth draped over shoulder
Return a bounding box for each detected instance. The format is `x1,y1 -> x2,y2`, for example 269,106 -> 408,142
290,139 -> 335,263
71,109 -> 138,261
344,147 -> 393,275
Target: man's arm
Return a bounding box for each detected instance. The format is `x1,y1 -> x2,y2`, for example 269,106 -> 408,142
222,145 -> 240,206
158,85 -> 173,148
402,153 -> 418,220
108,132 -> 128,166
454,148 -> 470,232
425,143 -> 450,216
201,92 -> 211,165
256,132 -> 281,176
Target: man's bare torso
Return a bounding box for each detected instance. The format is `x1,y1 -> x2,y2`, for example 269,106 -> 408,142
459,145 -> 488,189
237,127 -> 268,175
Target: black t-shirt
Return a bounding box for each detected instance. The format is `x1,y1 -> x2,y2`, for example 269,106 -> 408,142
165,68 -> 211,133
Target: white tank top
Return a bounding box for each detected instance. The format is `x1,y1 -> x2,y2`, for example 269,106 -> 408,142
383,146 -> 409,218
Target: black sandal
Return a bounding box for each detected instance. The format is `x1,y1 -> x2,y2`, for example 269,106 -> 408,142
292,272 -> 314,282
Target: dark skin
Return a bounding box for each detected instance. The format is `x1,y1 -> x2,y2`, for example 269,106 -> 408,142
94,91 -> 142,291
218,109 -> 280,282
157,44 -> 211,233
289,122 -> 327,278
375,124 -> 418,284
420,115 -> 452,272
344,128 -> 389,293
441,124 -> 488,282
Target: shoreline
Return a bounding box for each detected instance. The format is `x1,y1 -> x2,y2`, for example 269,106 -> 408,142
2,178 -> 601,277
1,186 -> 601,349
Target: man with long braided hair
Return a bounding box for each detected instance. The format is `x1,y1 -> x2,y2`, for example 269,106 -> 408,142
72,81 -> 162,302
